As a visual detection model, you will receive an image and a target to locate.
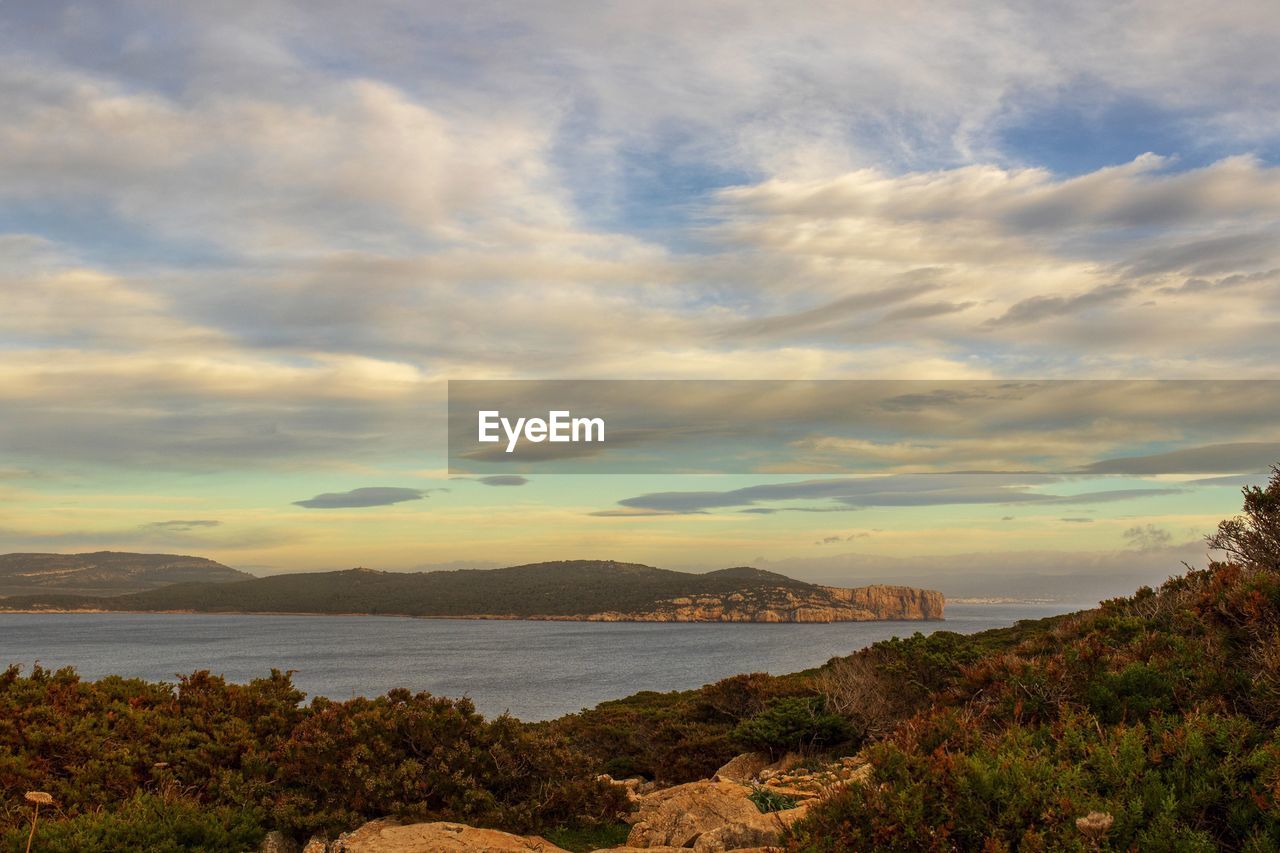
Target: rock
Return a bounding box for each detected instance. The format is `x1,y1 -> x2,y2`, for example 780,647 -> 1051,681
713,752 -> 771,784
600,773 -> 654,803
756,785 -> 818,800
626,780 -> 760,848
760,751 -> 805,777
303,838 -> 329,853
691,822 -> 777,851
598,848 -> 776,853
566,583 -> 943,623
691,804 -> 810,852
332,819 -> 569,852
821,584 -> 945,621
260,830 -> 300,853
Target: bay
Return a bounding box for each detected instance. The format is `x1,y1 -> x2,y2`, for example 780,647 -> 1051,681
0,603 -> 1079,721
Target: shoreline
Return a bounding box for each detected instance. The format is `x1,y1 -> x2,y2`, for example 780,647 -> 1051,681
0,606 -> 950,623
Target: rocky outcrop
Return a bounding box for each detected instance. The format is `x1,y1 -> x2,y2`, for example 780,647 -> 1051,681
624,780 -> 808,851
329,819 -> 568,852
712,752 -> 772,784
821,583 -> 946,621
560,583 -> 944,623
311,753 -> 873,853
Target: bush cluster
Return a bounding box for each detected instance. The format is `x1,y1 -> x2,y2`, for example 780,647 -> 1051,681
786,470 -> 1280,850
0,668 -> 624,848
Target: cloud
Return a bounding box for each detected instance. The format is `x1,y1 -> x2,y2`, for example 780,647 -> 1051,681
3,0 -> 1280,574
140,519 -> 222,532
0,522 -> 289,551
449,475 -> 531,486
444,379 -> 1280,477
1080,442 -> 1280,475
985,283 -> 1133,327
0,63 -> 572,256
611,474 -> 1179,514
292,487 -> 427,509
477,475 -> 530,486
588,507 -> 704,517
1123,524 -> 1174,550
816,531 -> 872,544
708,155 -> 1280,373
1187,472 -> 1271,487
882,300 -> 977,322
725,279 -> 939,340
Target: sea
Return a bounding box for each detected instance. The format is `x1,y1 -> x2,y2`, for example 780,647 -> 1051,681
0,603 -> 1079,721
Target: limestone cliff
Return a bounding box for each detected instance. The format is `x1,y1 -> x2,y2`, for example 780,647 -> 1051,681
535,583 -> 944,623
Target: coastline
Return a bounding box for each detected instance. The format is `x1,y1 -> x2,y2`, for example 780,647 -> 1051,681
0,606 -> 947,623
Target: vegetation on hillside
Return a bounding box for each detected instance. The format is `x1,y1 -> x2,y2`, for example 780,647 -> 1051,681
0,552 -> 250,597
6,474 -> 1280,849
0,668 -> 625,851
0,560 -> 872,618
786,468 -> 1280,851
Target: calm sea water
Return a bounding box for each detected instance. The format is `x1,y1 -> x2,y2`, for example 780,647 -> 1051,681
0,604 -> 1078,721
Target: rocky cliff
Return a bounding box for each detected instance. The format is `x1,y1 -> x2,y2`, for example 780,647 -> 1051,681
540,582 -> 944,623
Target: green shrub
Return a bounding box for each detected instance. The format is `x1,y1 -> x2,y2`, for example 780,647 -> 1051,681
1084,661 -> 1176,723
789,710 -> 1280,851
0,668 -> 624,845
731,696 -> 851,755
0,793 -> 263,853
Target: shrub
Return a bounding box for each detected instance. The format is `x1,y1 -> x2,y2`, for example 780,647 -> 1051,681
0,793 -> 263,853
0,668 -> 625,845
731,697 -> 851,756
1083,661 -> 1175,724
814,653 -> 903,741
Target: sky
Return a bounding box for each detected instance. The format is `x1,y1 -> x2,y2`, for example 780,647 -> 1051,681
2,1 -> 1280,597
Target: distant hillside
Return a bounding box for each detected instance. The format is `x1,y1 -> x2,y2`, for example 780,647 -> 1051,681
0,559 -> 944,622
0,552 -> 253,597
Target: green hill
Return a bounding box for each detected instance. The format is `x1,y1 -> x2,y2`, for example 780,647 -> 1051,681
0,559 -> 939,621
0,551 -> 252,597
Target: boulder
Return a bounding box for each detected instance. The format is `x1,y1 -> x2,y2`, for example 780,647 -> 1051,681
759,752 -> 806,778
712,752 -> 771,784
599,773 -> 654,803
332,819 -> 569,852
597,848 -> 777,853
625,780 -> 760,848
691,804 -> 809,852
303,838 -> 330,853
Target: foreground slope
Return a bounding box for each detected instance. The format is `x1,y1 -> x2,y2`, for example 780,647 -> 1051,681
0,551 -> 252,596
0,559 -> 944,622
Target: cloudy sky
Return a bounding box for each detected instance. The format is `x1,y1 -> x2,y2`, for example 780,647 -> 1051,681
2,1 -> 1279,594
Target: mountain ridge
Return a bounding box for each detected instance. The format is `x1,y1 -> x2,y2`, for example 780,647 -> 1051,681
0,551 -> 253,596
